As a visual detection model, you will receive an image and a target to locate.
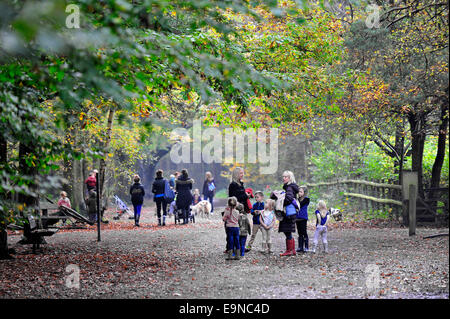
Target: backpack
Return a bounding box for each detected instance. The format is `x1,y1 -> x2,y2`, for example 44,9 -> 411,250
164,180 -> 175,203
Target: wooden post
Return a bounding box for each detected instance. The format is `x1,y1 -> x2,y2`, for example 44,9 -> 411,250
409,184 -> 417,236
96,172 -> 101,242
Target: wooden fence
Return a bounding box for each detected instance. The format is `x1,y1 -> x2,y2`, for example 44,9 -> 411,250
306,179 -> 403,219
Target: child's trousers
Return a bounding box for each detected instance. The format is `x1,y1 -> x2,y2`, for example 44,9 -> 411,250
260,227 -> 272,250
226,227 -> 240,252
239,235 -> 247,256
246,224 -> 260,249
313,225 -> 328,252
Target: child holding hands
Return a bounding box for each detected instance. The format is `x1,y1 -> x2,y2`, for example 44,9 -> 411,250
259,199 -> 276,254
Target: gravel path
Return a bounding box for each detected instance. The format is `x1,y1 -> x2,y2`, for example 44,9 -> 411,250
1,204 -> 448,299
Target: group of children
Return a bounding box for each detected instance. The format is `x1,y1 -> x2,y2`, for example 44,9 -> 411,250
222,187 -> 331,260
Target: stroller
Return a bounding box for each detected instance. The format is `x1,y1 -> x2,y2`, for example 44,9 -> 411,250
112,195 -> 134,220
170,199 -> 194,224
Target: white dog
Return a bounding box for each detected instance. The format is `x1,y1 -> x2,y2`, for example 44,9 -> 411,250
191,200 -> 212,218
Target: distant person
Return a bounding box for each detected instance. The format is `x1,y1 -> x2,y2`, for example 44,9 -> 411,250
152,170 -> 167,226
85,170 -> 98,192
86,189 -> 97,223
57,191 -> 71,209
130,175 -> 145,227
175,169 -> 194,225
202,171 -> 216,214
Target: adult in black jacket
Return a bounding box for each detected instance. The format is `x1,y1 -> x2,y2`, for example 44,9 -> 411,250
228,167 -> 250,213
279,170 -> 299,256
176,169 -> 194,224
152,169 -> 167,226
130,175 -> 145,227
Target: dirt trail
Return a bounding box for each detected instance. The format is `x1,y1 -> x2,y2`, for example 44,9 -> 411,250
1,205 -> 448,299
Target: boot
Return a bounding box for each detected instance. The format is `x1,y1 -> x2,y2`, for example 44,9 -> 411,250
290,238 -> 296,256
162,216 -> 166,226
135,214 -> 140,227
158,217 -> 161,226
280,239 -> 292,256
261,243 -> 267,254
296,237 -> 304,253
304,238 -> 309,252
225,250 -> 233,260
234,249 -> 241,260
267,243 -> 273,254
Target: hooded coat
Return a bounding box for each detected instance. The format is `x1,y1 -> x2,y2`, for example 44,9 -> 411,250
176,175 -> 194,209
278,182 -> 299,233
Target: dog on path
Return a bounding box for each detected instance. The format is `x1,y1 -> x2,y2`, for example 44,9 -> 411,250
191,200 -> 212,218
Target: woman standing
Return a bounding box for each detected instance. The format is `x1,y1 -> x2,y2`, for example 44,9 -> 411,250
279,170 -> 300,256
202,171 -> 216,214
176,169 -> 194,224
228,167 -> 250,213
152,170 -> 167,226
130,175 -> 145,227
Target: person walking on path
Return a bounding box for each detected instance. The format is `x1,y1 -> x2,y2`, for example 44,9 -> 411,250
176,169 -> 194,225
245,191 -> 264,252
278,170 -> 300,256
130,175 -> 145,227
260,199 -> 276,254
223,197 -> 241,260
295,185 -> 310,253
202,171 -> 216,214
152,169 -> 168,226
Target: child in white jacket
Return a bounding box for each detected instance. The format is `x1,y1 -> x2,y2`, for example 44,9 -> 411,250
259,199 -> 276,254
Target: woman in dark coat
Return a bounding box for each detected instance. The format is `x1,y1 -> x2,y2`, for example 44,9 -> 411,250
152,169 -> 167,226
223,167 -> 249,252
176,169 -> 194,224
228,167 -> 250,213
279,170 -> 299,256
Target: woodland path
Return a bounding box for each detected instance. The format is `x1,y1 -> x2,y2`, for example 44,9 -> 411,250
0,203 -> 448,299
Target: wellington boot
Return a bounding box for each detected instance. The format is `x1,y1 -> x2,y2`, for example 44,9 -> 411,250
280,239 -> 292,256
225,250 -> 233,260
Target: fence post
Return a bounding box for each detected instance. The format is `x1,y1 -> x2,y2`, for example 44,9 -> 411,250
409,184 -> 417,236
402,171 -> 418,229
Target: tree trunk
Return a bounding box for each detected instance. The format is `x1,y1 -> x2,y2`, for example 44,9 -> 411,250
72,159 -> 86,213
430,97 -> 449,199
408,111 -> 426,198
